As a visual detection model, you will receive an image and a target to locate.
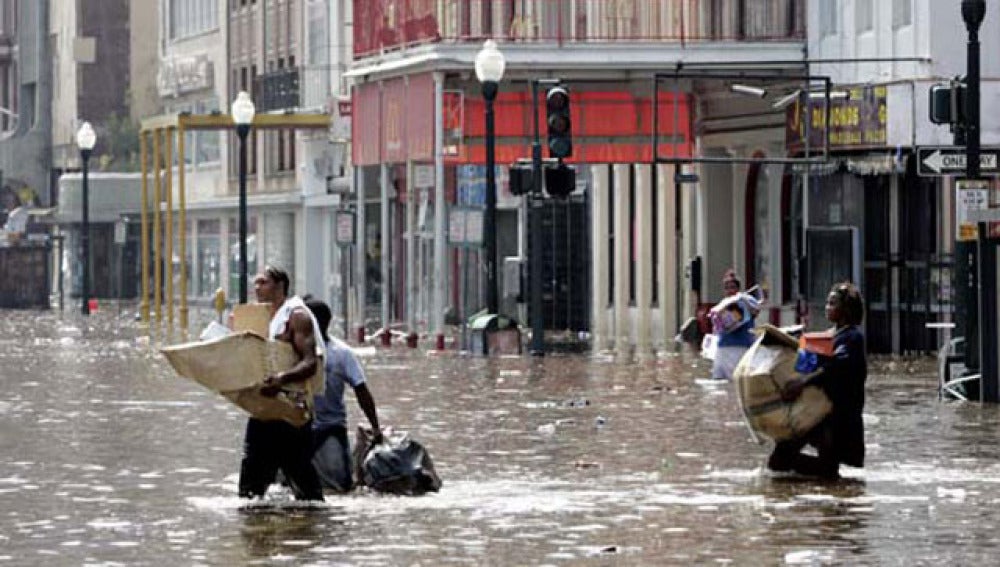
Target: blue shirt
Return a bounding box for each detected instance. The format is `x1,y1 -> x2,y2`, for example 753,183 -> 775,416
717,318 -> 756,348
312,336 -> 366,430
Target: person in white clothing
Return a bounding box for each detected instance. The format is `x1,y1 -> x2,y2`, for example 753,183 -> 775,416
303,297 -> 383,492
238,265 -> 324,501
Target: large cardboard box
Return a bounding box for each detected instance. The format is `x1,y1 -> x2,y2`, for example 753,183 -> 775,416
162,327 -> 324,427
733,325 -> 832,443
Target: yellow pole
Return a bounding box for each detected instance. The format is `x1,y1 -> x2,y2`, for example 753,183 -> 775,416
153,128 -> 162,323
165,127 -> 174,327
140,130 -> 150,323
178,123 -> 188,332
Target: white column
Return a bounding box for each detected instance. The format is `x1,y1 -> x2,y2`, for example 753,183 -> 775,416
191,220 -> 201,299
682,164 -> 697,320
433,72 -> 447,345
634,164 -> 652,356
613,163 -> 631,352
216,217 -> 227,298
355,167 -> 367,339
657,164 -> 678,348
417,188 -> 428,328
380,163 -> 391,331
591,164 -> 610,350
406,160 -> 416,330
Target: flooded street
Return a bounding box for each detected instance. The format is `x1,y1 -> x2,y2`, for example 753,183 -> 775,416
3,308 -> 1000,565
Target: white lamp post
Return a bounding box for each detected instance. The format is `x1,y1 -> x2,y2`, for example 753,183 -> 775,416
76,121 -> 97,315
474,40 -> 506,317
230,91 -> 256,303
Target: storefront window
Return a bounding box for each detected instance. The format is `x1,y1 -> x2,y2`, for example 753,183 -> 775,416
168,97 -> 221,167
197,219 -> 220,297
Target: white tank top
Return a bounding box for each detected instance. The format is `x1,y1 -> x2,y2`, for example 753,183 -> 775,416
268,295 -> 327,394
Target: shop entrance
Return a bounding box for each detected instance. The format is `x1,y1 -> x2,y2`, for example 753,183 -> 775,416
863,159 -> 951,354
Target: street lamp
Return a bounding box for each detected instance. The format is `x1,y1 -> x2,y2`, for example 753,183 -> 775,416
76,121 -> 96,315
475,39 -> 506,316
230,91 -> 255,304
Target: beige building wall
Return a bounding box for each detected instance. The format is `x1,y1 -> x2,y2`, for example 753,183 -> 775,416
49,0 -> 79,170
130,0 -> 160,122
157,0 -> 230,201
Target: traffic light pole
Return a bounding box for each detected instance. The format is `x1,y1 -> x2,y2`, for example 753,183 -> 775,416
963,0 -> 998,402
530,79 -> 545,356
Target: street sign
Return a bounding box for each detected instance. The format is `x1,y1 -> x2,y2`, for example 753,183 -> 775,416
414,164 -> 434,188
335,211 -> 355,246
956,179 -> 990,241
448,207 -> 484,248
917,146 -> 1000,176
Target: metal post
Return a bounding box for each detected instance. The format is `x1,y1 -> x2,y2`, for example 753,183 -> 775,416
380,162 -> 390,342
406,160 -> 416,331
674,166 -> 682,333
178,123 -> 188,331
165,128 -> 174,325
139,131 -> 149,322
237,123 -> 250,304
530,79 -> 545,355
483,80 -> 499,315
153,130 -> 162,323
80,148 -> 91,315
978,219 -> 998,402
433,72 -> 447,350
963,0 -> 991,398
341,238 -> 351,339
56,233 -> 64,311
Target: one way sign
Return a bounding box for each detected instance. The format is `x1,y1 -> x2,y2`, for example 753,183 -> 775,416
917,146 -> 1000,176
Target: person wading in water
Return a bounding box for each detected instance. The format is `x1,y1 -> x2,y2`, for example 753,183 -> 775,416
238,265 -> 326,501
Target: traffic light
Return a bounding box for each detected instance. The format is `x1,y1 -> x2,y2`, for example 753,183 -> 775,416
546,86 -> 572,159
544,163 -> 575,198
509,163 -> 533,196
929,81 -> 966,125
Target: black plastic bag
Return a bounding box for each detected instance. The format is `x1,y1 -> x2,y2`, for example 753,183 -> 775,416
354,427 -> 442,496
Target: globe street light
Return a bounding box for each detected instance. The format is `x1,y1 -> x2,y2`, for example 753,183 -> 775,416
230,91 -> 255,304
475,39 -> 506,316
76,121 -> 96,315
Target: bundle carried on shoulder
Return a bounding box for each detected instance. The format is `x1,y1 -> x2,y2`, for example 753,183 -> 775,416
732,324 -> 832,443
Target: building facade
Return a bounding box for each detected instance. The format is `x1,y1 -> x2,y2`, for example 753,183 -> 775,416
0,1 -> 50,209
50,0 -> 138,300
128,0 -> 351,329
799,0 -> 991,353
347,0 -> 806,350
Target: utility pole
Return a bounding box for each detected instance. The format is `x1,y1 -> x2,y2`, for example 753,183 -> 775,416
530,79 -> 545,355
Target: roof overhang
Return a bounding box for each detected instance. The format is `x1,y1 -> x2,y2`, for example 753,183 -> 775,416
345,41 -> 807,83
140,111 -> 331,132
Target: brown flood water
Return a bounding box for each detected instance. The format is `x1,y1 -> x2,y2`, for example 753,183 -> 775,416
1,307 -> 999,565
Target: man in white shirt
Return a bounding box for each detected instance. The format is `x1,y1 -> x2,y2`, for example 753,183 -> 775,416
238,265 -> 325,501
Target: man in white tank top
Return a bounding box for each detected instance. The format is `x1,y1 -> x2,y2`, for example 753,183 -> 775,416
237,265 -> 324,501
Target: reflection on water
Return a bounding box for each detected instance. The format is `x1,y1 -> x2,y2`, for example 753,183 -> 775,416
2,308 -> 1000,564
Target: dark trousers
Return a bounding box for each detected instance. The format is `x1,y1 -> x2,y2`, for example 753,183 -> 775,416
767,418 -> 840,479
238,418 -> 323,501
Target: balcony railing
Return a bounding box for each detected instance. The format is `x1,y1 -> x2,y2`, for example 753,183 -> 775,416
354,0 -> 805,58
253,66 -> 342,112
